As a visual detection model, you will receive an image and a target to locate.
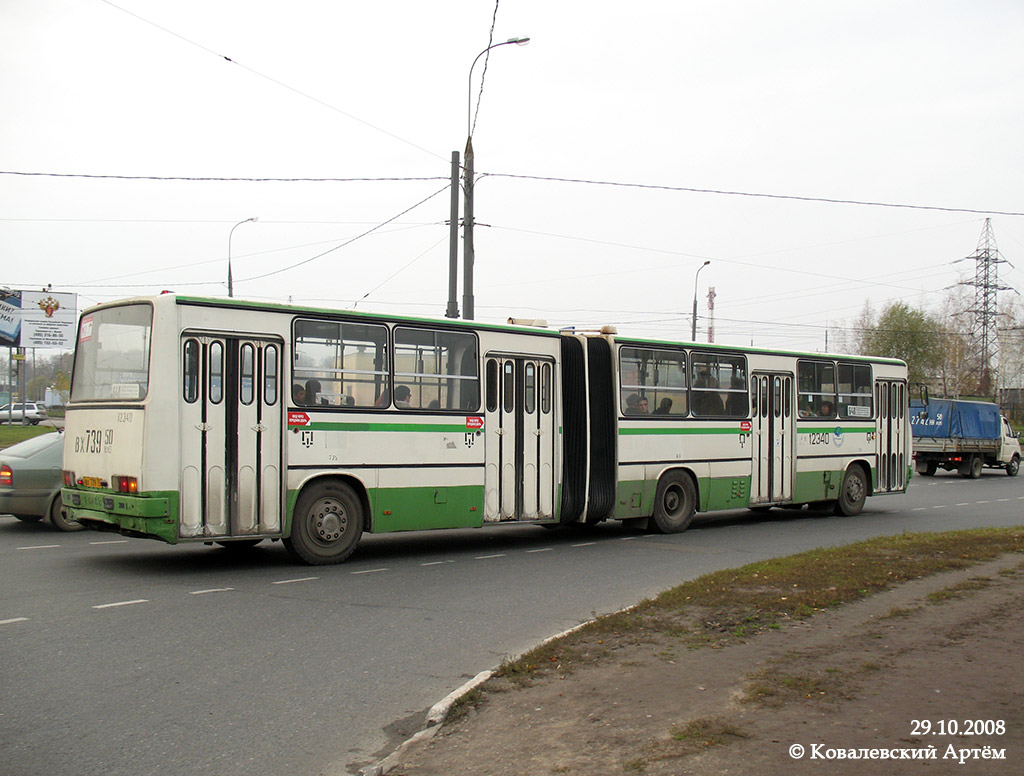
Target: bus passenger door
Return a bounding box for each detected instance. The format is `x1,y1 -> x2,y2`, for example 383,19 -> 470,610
180,334 -> 283,539
750,372 -> 794,504
483,355 -> 556,522
875,380 -> 906,492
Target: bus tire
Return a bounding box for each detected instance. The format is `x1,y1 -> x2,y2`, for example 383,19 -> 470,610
284,481 -> 364,565
650,471 -> 696,534
833,465 -> 868,516
1007,455 -> 1020,477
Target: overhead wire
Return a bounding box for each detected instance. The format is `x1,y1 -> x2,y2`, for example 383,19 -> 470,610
95,0 -> 449,163
484,173 -> 1024,218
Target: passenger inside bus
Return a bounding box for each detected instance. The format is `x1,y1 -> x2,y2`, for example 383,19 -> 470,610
304,379 -> 328,406
291,384 -> 305,405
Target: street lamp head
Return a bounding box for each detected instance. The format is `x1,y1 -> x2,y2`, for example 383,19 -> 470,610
507,36 -> 530,45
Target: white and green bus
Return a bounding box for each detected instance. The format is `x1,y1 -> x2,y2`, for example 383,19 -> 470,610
62,294 -> 910,564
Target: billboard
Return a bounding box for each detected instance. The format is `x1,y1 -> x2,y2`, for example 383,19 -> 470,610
0,290 -> 77,349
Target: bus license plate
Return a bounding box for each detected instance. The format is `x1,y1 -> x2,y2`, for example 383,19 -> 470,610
82,476 -> 103,488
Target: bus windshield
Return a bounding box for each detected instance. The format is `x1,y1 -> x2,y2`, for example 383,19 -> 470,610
71,303 -> 153,401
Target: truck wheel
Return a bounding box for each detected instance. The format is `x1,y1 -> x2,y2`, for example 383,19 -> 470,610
833,465 -> 868,516
650,471 -> 696,534
916,460 -> 937,477
283,481 -> 364,565
1007,455 -> 1020,477
969,455 -> 983,479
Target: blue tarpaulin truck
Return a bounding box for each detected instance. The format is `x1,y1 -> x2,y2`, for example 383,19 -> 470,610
910,398 -> 1021,477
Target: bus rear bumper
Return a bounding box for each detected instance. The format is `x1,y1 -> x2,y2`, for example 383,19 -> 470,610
62,488 -> 178,543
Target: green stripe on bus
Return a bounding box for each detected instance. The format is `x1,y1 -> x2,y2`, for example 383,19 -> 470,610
291,421 -> 471,433
618,427 -> 747,436
796,426 -> 871,435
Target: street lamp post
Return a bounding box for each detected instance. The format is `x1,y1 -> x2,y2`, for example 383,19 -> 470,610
461,36 -> 529,320
227,217 -> 258,298
691,260 -> 710,341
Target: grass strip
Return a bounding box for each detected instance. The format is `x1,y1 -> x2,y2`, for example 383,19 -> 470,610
454,527 -> 1024,719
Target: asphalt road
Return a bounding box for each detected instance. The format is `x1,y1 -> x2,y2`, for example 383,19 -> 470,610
1,470 -> 1022,776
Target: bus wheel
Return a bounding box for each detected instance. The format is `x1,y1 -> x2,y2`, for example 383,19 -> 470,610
650,472 -> 696,534
284,481 -> 364,565
833,466 -> 868,516
1007,455 -> 1020,477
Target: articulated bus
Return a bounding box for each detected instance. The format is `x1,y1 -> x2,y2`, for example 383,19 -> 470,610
62,294 -> 910,564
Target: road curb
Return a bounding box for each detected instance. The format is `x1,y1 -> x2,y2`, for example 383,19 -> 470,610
360,616 -> 611,775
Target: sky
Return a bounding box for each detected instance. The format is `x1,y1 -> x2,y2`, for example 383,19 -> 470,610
3,0 -> 1024,354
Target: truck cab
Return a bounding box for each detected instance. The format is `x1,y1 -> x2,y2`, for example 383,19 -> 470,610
999,416 -> 1021,476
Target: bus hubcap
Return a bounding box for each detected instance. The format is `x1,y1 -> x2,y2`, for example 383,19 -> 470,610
664,487 -> 682,515
313,500 -> 347,542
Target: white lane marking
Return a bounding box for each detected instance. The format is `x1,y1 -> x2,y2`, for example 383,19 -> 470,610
90,540 -> 129,545
93,599 -> 148,609
912,507 -> 927,511
997,498 -> 1010,502
189,588 -> 235,595
420,560 -> 455,566
1,617 -> 29,625
977,500 -> 990,504
17,544 -> 60,551
931,505 -> 947,509
474,554 -> 506,560
620,536 -> 637,541
271,577 -> 319,585
571,542 -> 596,547
956,503 -> 970,507
350,568 -> 388,575
526,547 -> 553,553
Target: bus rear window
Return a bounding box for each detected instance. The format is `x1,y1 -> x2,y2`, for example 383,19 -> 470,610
71,304 -> 153,401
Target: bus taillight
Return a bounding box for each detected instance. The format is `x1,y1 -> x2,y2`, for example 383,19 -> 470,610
63,470 -> 75,487
114,476 -> 138,494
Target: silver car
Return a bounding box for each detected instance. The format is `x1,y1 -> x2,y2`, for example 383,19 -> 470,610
0,432 -> 78,530
0,402 -> 49,425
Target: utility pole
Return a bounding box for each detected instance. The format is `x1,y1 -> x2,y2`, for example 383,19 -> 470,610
446,151 -> 460,319
957,218 -> 1011,397
706,286 -> 716,344
462,138 -> 475,320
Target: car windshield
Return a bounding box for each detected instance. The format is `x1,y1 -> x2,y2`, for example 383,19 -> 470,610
1,432 -> 62,457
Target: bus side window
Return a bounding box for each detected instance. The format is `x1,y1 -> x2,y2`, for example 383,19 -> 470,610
183,339 -> 199,403
503,361 -> 514,413
486,359 -> 499,412
209,342 -> 223,404
240,343 -> 255,406
541,363 -> 552,414
524,362 -> 536,414
264,344 -> 278,406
